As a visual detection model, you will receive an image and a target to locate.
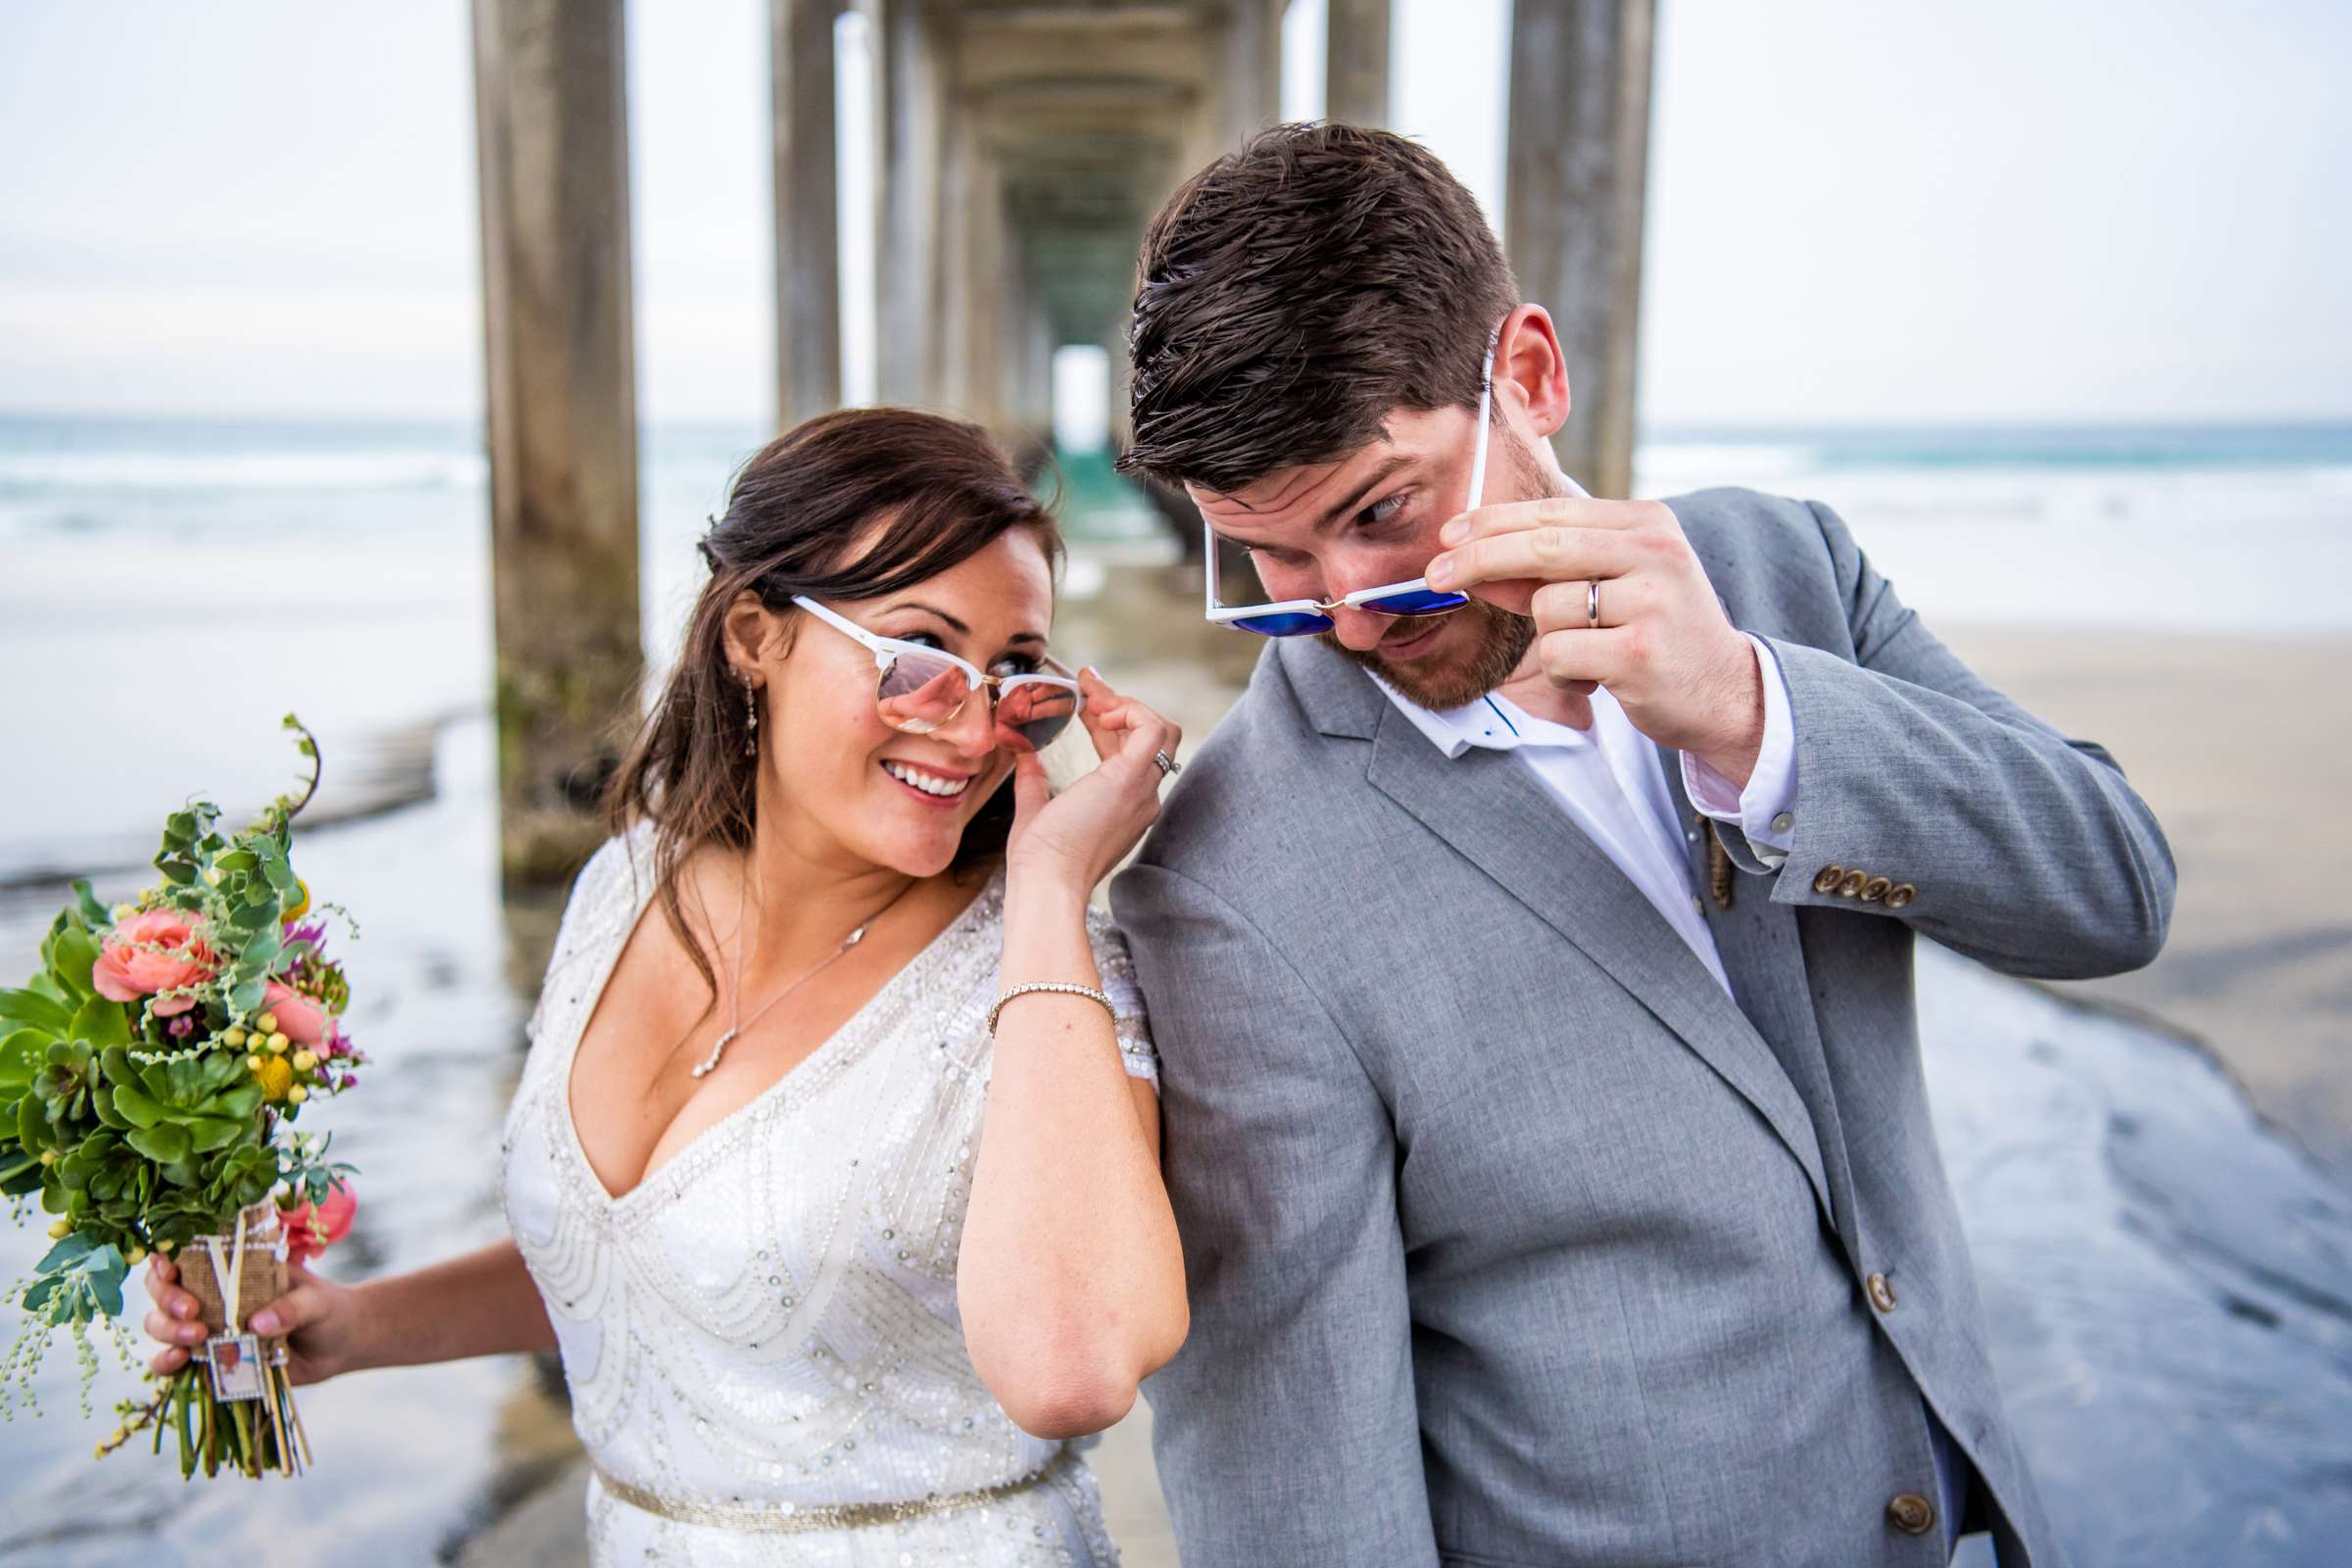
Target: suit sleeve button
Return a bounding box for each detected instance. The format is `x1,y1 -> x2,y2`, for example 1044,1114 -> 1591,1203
1866,1272 -> 1897,1312
1861,877 -> 1891,904
1812,864 -> 1845,895
1838,869 -> 1868,898
1885,883 -> 1918,909
1886,1494 -> 1937,1536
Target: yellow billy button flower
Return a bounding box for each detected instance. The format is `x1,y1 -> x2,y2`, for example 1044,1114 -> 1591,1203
246,1054 -> 264,1070
291,1049 -> 318,1072
125,1245 -> 147,1264
251,1054 -> 294,1102
266,1032 -> 289,1054
256,1010 -> 279,1034
222,1026 -> 248,1048
112,904 -> 137,922
46,1218 -> 71,1240
37,1148 -> 58,1166
287,1086 -> 309,1106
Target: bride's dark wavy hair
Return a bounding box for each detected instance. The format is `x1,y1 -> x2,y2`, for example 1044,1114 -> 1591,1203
605,407 -> 1061,999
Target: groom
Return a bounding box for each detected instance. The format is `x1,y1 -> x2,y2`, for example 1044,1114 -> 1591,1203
1110,123 -> 2172,1567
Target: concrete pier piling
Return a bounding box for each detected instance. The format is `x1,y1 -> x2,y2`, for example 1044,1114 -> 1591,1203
1505,0 -> 1654,502
470,0 -> 644,883
772,0 -> 844,430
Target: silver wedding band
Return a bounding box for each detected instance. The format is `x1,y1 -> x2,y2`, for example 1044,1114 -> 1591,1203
1152,750 -> 1182,778
1587,579 -> 1602,628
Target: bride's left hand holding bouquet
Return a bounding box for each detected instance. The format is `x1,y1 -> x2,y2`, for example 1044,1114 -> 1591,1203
0,716 -> 368,1478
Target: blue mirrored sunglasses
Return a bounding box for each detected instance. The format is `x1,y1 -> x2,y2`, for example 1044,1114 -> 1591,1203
1200,329 -> 1498,637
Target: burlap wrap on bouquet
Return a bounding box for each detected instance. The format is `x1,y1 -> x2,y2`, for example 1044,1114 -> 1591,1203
174,1201 -> 289,1360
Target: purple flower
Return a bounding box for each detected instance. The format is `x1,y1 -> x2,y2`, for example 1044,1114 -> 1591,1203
169,1013 -> 196,1038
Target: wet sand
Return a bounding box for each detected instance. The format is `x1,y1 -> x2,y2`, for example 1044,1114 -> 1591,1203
1932,627 -> 2352,1181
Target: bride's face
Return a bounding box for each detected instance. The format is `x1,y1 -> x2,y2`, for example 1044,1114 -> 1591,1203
739,528 -> 1056,878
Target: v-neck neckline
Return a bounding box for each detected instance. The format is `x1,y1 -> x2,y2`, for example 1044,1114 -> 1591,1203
556,850 -> 1002,1214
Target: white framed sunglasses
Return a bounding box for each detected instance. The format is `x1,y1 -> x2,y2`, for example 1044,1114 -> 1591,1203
789,595 -> 1083,753
1202,328 -> 1499,636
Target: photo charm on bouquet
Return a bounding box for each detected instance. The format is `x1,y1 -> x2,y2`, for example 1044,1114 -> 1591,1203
0,715 -> 364,1479
205,1335 -> 263,1403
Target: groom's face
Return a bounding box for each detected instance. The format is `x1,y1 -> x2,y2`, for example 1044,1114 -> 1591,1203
1189,405 -> 1557,710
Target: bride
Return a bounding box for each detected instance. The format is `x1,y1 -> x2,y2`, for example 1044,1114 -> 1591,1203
140,408 -> 1190,1564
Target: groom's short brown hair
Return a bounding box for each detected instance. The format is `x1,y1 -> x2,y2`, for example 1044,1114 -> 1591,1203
1118,122 -> 1519,495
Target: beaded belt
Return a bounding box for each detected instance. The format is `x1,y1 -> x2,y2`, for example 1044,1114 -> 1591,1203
591,1446 -> 1072,1534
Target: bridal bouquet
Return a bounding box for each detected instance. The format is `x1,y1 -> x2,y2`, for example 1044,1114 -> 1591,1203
0,716 -> 366,1478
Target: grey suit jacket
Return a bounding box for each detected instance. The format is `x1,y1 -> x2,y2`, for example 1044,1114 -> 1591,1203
1111,489 -> 2174,1568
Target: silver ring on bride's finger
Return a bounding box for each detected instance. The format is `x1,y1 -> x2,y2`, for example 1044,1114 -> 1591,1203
1152,750 -> 1182,778
1587,579 -> 1602,627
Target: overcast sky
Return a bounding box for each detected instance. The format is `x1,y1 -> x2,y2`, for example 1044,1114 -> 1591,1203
1,0 -> 2345,426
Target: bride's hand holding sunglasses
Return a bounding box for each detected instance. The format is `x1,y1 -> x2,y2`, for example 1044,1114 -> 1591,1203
1003,666 -> 1183,896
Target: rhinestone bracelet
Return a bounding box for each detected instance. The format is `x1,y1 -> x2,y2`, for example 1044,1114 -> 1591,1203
987,981 -> 1116,1037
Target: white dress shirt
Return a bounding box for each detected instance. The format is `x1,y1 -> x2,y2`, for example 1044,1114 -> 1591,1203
1371,635 -> 1799,998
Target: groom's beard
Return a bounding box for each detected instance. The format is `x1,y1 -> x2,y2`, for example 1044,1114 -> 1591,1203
1320,426 -> 1560,710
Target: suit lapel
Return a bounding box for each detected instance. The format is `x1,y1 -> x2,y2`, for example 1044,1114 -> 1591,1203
1363,702 -> 1834,1224
1661,759 -> 1860,1251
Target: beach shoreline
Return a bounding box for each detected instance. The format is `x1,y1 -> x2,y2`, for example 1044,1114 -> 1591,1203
1930,625 -> 2352,1182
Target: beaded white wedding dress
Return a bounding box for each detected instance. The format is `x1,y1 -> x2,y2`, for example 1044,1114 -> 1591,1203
501,826 -> 1156,1565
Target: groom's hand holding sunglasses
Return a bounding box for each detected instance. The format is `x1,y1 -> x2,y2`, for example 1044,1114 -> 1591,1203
1423,496 -> 1768,788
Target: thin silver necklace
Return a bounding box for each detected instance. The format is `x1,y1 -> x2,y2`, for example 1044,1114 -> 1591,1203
689,866 -> 918,1080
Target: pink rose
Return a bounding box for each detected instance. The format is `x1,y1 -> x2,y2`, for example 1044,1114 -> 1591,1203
92,908 -> 217,1013
280,1181 -> 357,1266
261,980 -> 331,1048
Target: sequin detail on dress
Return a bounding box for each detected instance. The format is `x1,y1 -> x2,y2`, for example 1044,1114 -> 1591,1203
501,827 -> 1154,1565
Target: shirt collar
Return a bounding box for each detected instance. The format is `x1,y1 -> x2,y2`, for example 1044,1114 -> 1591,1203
1372,678 -> 1597,758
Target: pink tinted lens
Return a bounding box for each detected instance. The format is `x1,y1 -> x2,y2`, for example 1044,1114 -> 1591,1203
876,654 -> 969,733
993,681 -> 1077,754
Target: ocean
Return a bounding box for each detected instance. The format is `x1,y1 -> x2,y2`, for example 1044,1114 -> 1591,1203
5,412 -> 2347,886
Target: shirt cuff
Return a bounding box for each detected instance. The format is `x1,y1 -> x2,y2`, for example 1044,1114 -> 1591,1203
1682,634 -> 1798,866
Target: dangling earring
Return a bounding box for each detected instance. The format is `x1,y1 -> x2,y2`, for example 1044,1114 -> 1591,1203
742,674 -> 760,758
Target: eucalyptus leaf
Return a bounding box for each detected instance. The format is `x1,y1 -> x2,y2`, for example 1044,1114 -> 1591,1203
73,880 -> 111,927
34,1232 -> 94,1271
82,1245 -> 127,1316
239,924 -> 282,969
157,861 -> 194,886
